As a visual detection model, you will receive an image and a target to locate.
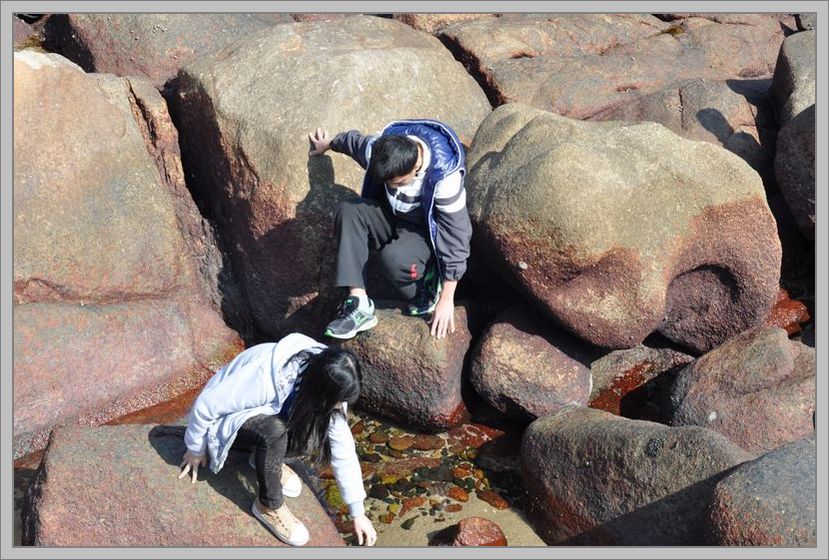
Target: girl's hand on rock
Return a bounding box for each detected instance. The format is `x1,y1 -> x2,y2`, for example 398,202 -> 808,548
352,514 -> 377,546
178,450 -> 206,484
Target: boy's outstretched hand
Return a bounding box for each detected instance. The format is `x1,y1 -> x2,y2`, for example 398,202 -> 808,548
309,127 -> 331,156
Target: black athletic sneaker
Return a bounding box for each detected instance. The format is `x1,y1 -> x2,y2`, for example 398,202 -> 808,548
406,266 -> 442,316
324,296 -> 378,339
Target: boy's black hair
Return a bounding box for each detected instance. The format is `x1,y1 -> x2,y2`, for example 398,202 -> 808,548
285,347 -> 361,463
369,135 -> 419,182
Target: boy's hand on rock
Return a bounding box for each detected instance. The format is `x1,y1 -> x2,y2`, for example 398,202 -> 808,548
178,450 -> 206,484
308,127 -> 331,156
430,298 -> 456,340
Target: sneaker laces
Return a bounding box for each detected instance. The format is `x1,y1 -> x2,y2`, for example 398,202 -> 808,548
335,296 -> 359,319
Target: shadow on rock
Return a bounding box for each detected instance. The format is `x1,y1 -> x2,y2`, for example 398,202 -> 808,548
147,425 -> 259,516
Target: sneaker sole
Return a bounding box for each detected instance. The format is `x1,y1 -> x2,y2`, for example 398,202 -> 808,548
248,455 -> 302,498
251,502 -> 309,547
324,315 -> 378,339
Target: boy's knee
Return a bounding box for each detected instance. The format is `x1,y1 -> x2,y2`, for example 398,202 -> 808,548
334,198 -> 362,224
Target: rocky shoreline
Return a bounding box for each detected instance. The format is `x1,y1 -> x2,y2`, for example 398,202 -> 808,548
13,11 -> 816,547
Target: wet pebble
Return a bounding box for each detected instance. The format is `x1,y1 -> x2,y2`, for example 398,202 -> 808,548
411,434 -> 444,450
446,486 -> 469,502
369,484 -> 390,500
362,453 -> 382,463
350,420 -> 365,435
477,489 -> 510,509
388,436 -> 414,451
445,503 -> 463,513
400,496 -> 426,516
401,517 -> 417,530
452,467 -> 472,479
368,431 -> 388,444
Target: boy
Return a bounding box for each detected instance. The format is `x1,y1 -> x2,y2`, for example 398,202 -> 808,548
308,119 -> 471,340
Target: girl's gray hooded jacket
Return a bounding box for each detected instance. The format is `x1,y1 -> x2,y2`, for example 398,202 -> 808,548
184,333 -> 367,517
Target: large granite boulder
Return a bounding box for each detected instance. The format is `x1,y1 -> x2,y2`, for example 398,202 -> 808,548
42,13 -> 292,89
591,78 -> 777,182
522,407 -> 751,545
13,51 -> 242,458
341,303 -> 474,431
770,30 -> 816,127
666,327 -> 815,456
469,305 -> 596,422
775,104 -> 815,240
467,103 -> 781,353
462,15 -> 787,118
22,424 -> 344,546
171,16 -> 491,338
708,434 -> 816,546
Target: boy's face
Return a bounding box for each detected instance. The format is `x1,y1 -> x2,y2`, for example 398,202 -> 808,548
386,166 -> 419,189
385,145 -> 423,189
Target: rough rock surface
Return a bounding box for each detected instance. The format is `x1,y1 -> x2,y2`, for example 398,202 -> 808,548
775,104 -> 815,240
666,327 -> 815,456
430,516 -> 508,546
455,15 -> 788,118
467,103 -> 781,353
469,305 -> 595,421
589,344 -> 694,421
770,30 -> 816,127
22,425 -> 344,546
521,407 -> 751,545
342,303 -> 474,430
708,434 -> 816,546
591,78 -> 777,181
171,16 -> 491,338
13,51 -> 242,458
13,17 -> 40,49
394,13 -> 496,34
42,13 -> 292,88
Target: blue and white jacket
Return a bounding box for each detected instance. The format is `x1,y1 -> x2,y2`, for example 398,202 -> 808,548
330,119 -> 473,282
184,333 -> 367,517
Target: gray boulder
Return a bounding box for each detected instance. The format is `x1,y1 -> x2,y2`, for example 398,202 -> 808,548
475,15 -> 787,118
342,303 -> 474,431
13,51 -> 242,458
775,104 -> 815,240
667,327 -> 815,456
43,13 -> 291,88
708,434 -> 816,546
171,16 -> 491,338
469,305 -> 595,422
592,78 -> 777,182
23,425 -> 344,546
467,103 -> 781,353
770,30 -> 815,127
521,407 -> 751,545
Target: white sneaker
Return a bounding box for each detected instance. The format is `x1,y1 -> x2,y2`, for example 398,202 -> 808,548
248,454 -> 302,498
252,498 -> 310,546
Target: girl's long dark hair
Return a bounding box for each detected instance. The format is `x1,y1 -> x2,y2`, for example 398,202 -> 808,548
285,347 -> 361,463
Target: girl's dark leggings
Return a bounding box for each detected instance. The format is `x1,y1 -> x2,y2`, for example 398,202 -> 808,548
232,414 -> 289,508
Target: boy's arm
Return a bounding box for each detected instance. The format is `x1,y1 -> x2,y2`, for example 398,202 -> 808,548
432,170 -> 472,282
430,170 -> 472,339
309,127 -> 377,170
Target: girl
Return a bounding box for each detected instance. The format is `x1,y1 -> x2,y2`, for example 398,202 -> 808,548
178,332 -> 377,547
